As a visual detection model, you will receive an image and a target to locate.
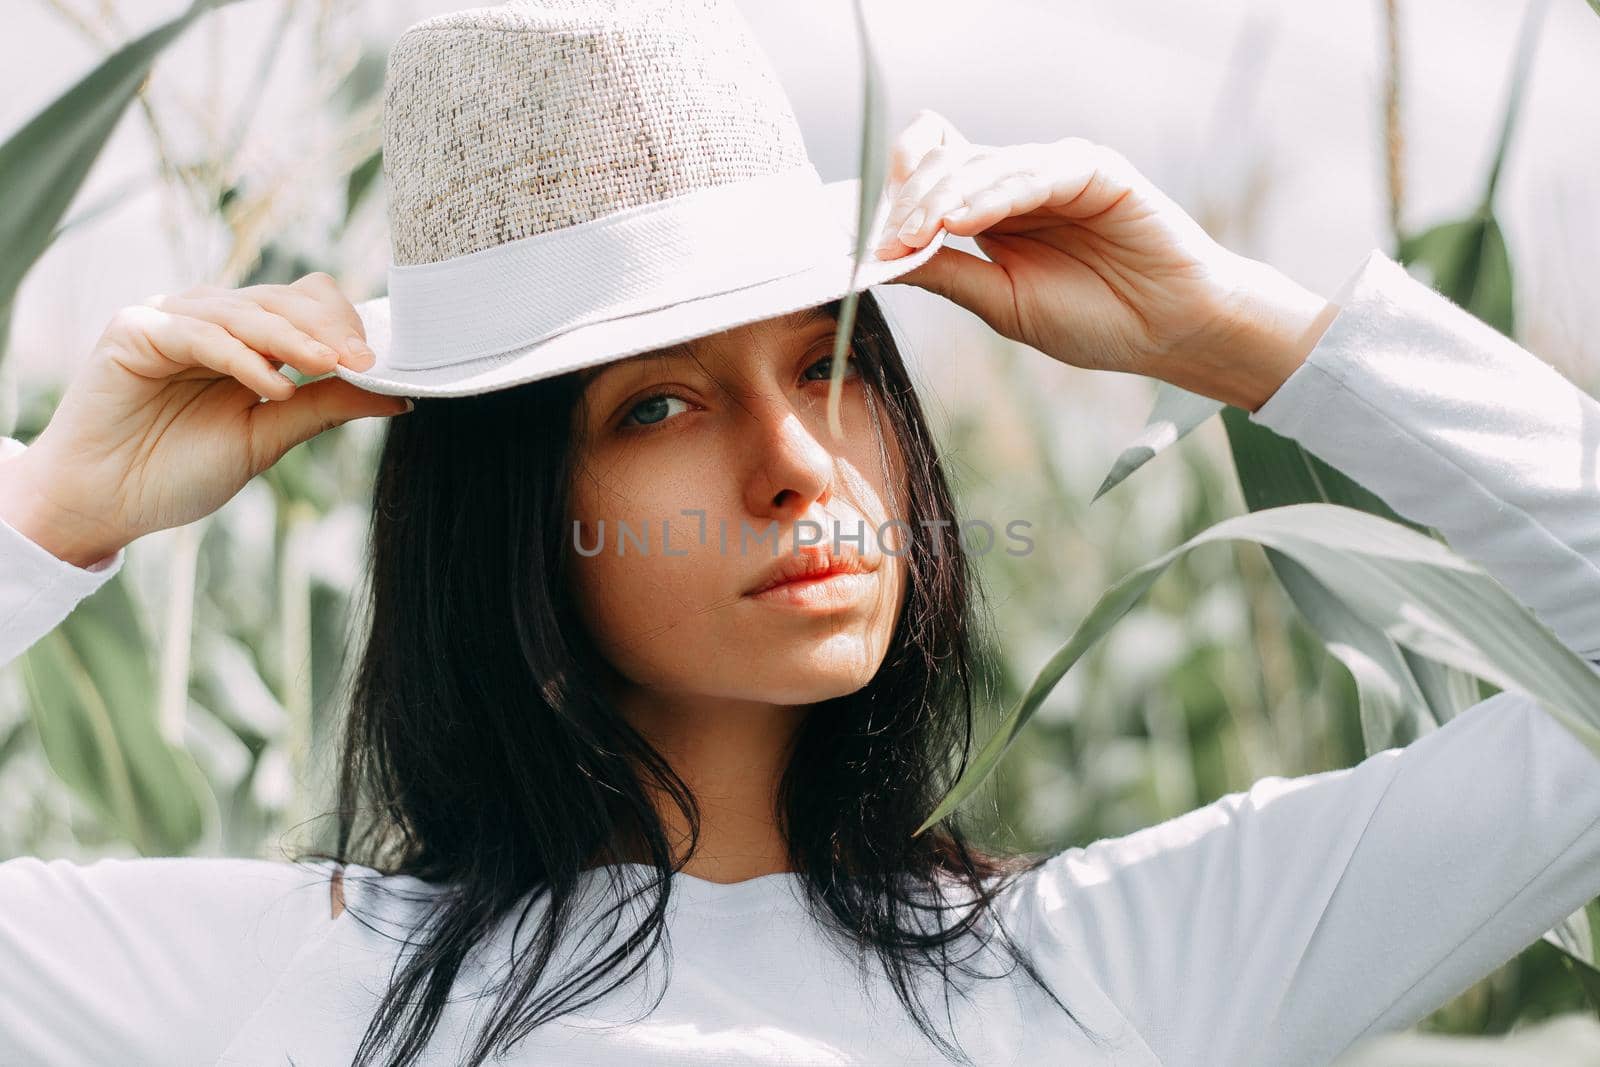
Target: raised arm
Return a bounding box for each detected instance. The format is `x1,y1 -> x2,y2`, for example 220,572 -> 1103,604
0,276 -> 407,1061
862,114 -> 1600,1065
865,116 -> 1600,1062
1249,249 -> 1600,660
0,436 -> 126,664
0,273 -> 405,668
1013,249 -> 1600,1066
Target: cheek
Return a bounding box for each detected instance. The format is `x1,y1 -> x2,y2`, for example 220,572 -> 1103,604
569,541 -> 742,688
567,477 -> 741,681
834,416 -> 912,555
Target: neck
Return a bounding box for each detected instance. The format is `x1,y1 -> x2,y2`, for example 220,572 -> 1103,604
614,687 -> 807,884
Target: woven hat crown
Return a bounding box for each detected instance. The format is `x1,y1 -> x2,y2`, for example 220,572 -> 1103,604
382,0 -> 813,266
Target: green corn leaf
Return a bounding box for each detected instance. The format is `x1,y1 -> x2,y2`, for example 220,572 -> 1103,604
1399,646 -> 1483,724
345,149 -> 383,227
919,502 -> 1600,832
19,578 -> 213,854
1543,896 -> 1600,1015
1219,405 -> 1473,748
1397,214 -> 1515,337
1217,412 -> 1599,986
1092,383 -> 1223,502
1336,1012 -> 1600,1064
0,302 -> 15,436
334,49 -> 389,114
336,47 -> 389,229
1479,0 -> 1549,215
1390,0 -> 1542,341
1221,405 -> 1418,529
0,718 -> 29,775
1267,550 -> 1436,755
827,0 -> 888,439
0,0 -> 241,364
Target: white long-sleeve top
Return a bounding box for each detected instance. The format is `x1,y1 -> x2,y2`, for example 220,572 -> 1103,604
1,249 -> 1598,1066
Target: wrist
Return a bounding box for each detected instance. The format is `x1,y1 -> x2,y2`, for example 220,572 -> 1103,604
0,452 -> 127,570
1159,255 -> 1339,412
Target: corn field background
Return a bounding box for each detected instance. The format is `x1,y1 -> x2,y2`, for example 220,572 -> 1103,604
3,1 -> 1600,1062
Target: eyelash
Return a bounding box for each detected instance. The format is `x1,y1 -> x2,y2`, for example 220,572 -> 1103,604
616,351 -> 862,432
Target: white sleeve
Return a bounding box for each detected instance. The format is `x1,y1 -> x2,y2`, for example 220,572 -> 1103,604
1025,249 -> 1600,1067
0,434 -> 340,1061
0,855 -> 340,1066
0,435 -> 127,667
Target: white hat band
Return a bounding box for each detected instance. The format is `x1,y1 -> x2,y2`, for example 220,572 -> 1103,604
385,163 -> 854,371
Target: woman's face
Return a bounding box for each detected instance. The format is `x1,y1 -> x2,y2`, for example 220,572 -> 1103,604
567,306 -> 909,709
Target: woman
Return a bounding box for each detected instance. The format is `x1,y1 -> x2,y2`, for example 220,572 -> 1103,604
2,2 -> 1598,1065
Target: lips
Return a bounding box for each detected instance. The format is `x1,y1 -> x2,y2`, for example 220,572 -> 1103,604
743,546 -> 877,597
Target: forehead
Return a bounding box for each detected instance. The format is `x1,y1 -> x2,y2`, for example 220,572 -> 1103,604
575,304 -> 840,389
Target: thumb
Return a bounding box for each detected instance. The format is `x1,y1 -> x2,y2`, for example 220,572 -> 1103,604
247,375 -> 412,466
882,241 -> 1020,338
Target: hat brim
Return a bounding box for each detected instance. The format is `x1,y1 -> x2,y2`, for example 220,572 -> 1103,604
333,176 -> 949,399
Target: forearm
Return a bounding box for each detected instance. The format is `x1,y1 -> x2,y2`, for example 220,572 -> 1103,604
1037,248 -> 1600,1066
1245,249 -> 1600,658
0,448 -> 127,571
0,436 -> 125,667
1153,251 -> 1339,413
1161,244 -> 1600,657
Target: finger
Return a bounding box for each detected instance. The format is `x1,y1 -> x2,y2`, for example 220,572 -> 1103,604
111,304 -> 298,401
246,376 -> 413,469
884,108 -> 970,195
882,242 -> 1020,339
241,272 -> 375,370
155,293 -> 342,380
878,141 -> 983,244
888,146 -> 1051,251
883,139 -> 1150,258
927,159 -> 1056,241
1034,137 -> 1147,221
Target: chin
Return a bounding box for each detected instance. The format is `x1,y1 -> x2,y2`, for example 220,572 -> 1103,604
748,635 -> 887,704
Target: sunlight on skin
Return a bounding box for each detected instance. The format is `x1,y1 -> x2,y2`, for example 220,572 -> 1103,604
565,307 -> 910,883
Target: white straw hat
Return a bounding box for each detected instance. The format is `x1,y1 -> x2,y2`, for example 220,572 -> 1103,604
334,0 -> 949,399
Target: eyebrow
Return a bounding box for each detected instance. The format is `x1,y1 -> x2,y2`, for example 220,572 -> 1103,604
575,304 -> 839,391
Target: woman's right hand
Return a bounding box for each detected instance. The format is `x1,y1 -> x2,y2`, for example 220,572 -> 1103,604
0,271 -> 411,569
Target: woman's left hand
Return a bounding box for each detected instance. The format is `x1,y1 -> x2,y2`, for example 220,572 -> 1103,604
875,110 -> 1337,412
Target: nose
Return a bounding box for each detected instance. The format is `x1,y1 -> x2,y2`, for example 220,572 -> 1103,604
741,396 -> 838,527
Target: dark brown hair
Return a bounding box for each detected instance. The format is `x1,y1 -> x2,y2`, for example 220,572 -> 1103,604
303,290 -> 1099,1065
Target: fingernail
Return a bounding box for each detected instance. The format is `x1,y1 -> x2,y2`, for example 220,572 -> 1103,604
346,337 -> 376,370
944,204 -> 970,223
898,206 -> 927,241
398,397 -> 415,414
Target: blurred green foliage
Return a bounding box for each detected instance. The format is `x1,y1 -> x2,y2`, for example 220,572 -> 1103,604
1,0 -> 1598,1059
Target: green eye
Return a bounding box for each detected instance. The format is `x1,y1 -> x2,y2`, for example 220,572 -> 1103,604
621,394 -> 690,428
803,353 -> 860,382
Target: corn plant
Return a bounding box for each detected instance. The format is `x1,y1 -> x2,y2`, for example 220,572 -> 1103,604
2,0 -> 1598,1056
